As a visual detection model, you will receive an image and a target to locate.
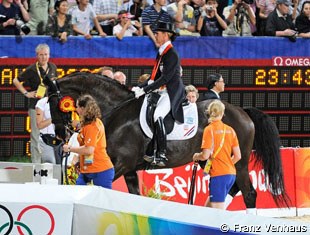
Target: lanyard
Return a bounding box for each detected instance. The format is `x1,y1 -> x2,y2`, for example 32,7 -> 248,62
36,62 -> 49,85
150,43 -> 173,81
211,124 -> 227,160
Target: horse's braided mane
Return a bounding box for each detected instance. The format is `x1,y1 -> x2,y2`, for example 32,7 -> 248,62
58,71 -> 132,96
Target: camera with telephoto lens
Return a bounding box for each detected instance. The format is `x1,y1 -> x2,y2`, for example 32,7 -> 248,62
242,0 -> 254,4
206,5 -> 213,10
15,17 -> 30,35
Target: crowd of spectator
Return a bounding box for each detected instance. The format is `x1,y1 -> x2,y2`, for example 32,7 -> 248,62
0,0 -> 309,40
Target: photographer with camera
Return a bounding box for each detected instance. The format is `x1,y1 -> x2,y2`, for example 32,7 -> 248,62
113,10 -> 142,40
167,0 -> 197,35
265,0 -> 297,41
0,0 -> 29,35
222,0 -> 256,36
13,44 -> 58,163
197,0 -> 228,36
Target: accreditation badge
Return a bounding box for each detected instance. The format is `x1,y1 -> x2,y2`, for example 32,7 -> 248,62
36,84 -> 47,98
187,10 -> 193,19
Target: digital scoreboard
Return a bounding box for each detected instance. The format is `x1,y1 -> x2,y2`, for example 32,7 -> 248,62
0,64 -> 309,158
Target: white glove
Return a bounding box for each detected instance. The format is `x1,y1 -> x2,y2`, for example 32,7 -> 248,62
133,87 -> 145,98
131,86 -> 140,92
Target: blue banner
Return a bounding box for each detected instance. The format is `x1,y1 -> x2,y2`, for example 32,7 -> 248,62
0,36 -> 309,59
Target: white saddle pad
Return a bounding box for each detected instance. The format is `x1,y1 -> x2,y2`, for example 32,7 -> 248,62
140,96 -> 198,140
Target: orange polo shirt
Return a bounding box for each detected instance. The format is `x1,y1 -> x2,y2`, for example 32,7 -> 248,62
78,118 -> 113,173
201,120 -> 239,177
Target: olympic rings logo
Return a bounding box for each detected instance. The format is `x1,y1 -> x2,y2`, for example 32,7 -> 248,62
0,204 -> 55,235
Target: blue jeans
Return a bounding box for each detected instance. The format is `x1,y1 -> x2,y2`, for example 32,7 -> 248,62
76,168 -> 115,189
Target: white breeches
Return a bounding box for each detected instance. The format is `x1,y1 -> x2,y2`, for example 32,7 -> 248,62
153,89 -> 170,122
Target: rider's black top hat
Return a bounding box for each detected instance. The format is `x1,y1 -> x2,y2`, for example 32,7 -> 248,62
155,22 -> 176,35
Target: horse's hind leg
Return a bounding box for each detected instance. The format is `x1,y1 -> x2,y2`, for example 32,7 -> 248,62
236,168 -> 257,214
226,182 -> 239,208
124,171 -> 140,195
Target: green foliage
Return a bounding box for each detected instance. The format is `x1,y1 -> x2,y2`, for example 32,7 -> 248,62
142,182 -> 171,201
0,155 -> 31,163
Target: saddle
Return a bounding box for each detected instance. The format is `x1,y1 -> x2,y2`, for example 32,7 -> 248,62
140,95 -> 198,140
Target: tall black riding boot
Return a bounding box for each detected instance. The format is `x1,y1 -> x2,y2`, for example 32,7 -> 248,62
143,137 -> 156,163
155,117 -> 167,167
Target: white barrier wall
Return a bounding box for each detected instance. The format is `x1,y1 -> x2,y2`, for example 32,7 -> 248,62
0,184 -> 309,235
0,162 -> 61,184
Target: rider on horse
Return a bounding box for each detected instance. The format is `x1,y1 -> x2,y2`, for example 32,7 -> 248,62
132,22 -> 185,167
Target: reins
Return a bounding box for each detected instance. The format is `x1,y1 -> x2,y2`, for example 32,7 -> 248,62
47,82 -> 73,185
102,95 -> 137,119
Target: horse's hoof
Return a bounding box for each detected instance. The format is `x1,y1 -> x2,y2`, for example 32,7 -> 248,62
143,155 -> 154,163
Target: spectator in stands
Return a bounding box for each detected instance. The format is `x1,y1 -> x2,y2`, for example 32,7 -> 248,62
0,0 -> 29,35
167,0 -> 197,35
265,0 -> 297,39
185,84 -> 199,103
114,71 -> 127,85
193,100 -> 241,210
13,44 -> 58,163
200,73 -> 224,100
97,66 -> 114,78
295,1 -> 310,38
222,0 -> 256,36
63,94 -> 115,189
190,0 -> 205,25
46,0 -> 72,43
258,0 -> 297,35
295,0 -> 307,16
113,10 -> 142,40
141,0 -> 172,47
257,0 -> 277,35
197,0 -> 228,36
94,0 -> 125,35
130,0 -> 148,21
69,0 -> 106,39
27,0 -> 54,35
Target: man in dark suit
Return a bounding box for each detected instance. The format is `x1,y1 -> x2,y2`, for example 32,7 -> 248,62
200,73 -> 225,101
132,22 -> 185,167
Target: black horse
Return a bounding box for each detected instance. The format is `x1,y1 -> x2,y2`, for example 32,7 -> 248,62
45,72 -> 289,208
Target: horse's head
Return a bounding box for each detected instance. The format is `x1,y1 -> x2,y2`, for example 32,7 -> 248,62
46,71 -> 135,141
43,76 -> 73,141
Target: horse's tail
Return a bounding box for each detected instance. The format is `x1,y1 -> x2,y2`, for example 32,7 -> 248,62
243,107 -> 290,207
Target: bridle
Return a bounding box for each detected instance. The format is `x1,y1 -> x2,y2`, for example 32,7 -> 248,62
46,81 -> 74,185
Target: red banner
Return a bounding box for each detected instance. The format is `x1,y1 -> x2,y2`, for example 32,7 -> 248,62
294,148 -> 310,208
113,148 -> 308,210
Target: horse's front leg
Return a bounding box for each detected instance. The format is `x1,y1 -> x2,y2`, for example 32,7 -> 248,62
124,171 -> 140,195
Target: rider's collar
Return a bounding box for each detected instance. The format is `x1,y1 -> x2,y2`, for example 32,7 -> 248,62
159,41 -> 172,55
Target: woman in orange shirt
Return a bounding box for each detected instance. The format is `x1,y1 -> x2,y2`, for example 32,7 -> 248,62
63,94 -> 114,189
193,100 -> 241,209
